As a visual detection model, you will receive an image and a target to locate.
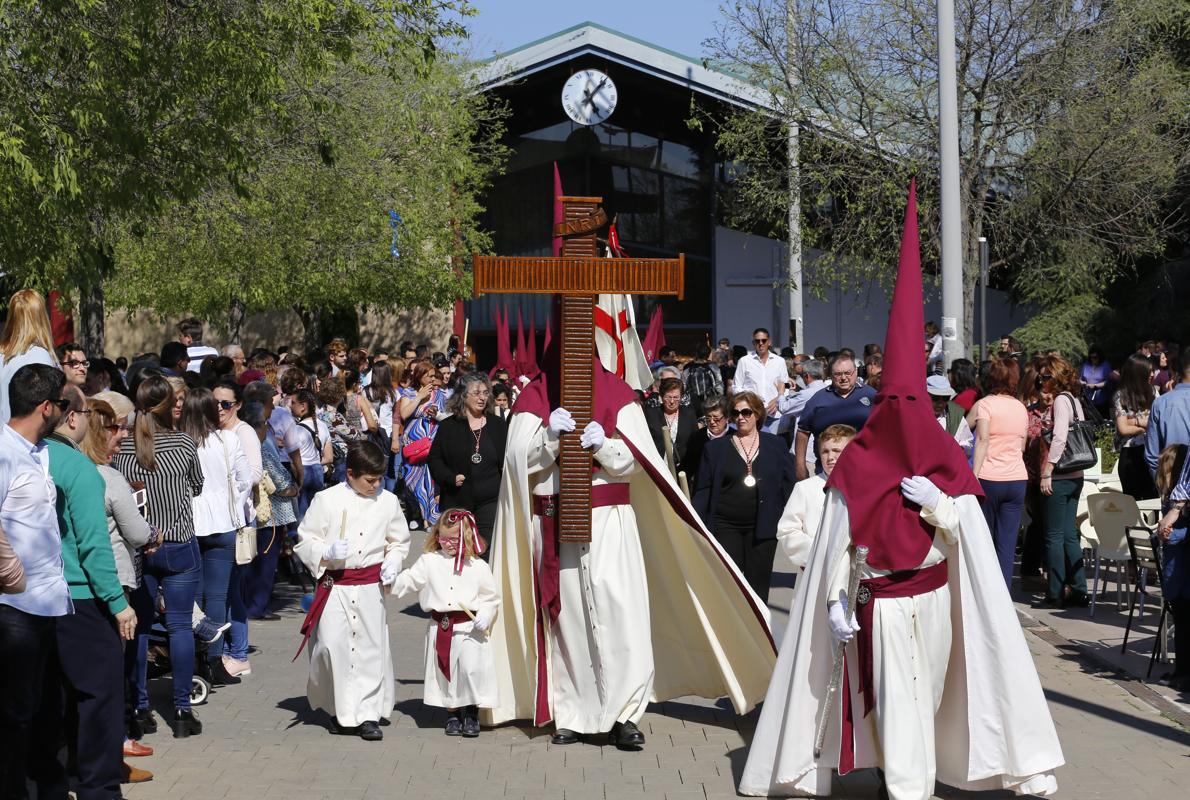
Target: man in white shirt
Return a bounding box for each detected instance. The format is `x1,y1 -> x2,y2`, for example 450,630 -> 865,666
0,364 -> 72,797
733,328 -> 790,433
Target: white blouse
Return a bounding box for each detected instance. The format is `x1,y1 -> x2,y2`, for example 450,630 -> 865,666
391,550 -> 500,617
192,429 -> 252,535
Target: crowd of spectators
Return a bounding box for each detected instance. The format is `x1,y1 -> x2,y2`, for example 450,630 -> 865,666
0,282 -> 1186,798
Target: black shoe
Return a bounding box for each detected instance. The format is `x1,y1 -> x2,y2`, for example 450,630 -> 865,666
208,660 -> 241,686
609,721 -> 645,750
171,708 -> 202,739
134,708 -> 157,735
444,715 -> 463,736
462,715 -> 480,738
358,720 -> 383,741
550,727 -> 579,745
1063,592 -> 1090,608
1039,596 -> 1062,608
329,719 -> 357,736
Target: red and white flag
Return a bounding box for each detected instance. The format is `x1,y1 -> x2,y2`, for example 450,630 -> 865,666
595,220 -> 652,391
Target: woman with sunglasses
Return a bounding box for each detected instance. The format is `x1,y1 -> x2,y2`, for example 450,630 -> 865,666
1037,355 -> 1090,607
692,391 -> 796,602
182,387 -> 253,684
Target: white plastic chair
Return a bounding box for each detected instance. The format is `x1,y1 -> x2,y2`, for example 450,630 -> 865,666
1086,492 -> 1142,617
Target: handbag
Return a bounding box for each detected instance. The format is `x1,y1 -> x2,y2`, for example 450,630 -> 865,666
1042,392 -> 1099,474
220,433 -> 258,566
402,436 -> 432,465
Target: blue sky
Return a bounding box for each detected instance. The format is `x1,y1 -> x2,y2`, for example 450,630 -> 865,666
462,0 -> 723,59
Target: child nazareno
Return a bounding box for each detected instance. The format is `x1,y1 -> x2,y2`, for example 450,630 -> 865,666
293,441 -> 409,741
391,508 -> 500,737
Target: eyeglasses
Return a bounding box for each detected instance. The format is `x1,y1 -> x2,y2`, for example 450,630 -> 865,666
217,400 -> 236,410
62,359 -> 89,369
731,408 -> 756,418
753,338 -> 769,345
831,370 -> 856,379
1039,374 -> 1054,382
104,424 -> 122,433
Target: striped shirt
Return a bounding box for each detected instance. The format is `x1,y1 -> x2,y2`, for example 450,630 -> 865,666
112,430 -> 203,543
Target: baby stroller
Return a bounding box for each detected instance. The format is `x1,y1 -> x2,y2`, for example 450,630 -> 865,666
145,620 -> 218,706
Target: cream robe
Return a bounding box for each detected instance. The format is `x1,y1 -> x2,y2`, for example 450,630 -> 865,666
485,402 -> 777,732
739,489 -> 1063,798
524,420 -> 654,733
391,551 -> 501,708
294,483 -> 410,727
775,474 -> 827,570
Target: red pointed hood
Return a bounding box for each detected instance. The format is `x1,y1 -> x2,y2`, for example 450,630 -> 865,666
825,179 -> 982,571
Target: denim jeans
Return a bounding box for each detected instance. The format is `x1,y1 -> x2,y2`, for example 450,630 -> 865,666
243,524 -> 290,618
979,478 -> 1027,589
1044,477 -> 1086,601
198,531 -> 237,659
297,465 -> 325,520
136,538 -> 201,710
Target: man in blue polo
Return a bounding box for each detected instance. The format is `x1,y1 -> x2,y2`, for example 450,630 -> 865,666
794,353 -> 876,480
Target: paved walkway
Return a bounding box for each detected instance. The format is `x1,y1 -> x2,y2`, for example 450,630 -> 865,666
125,537 -> 1189,800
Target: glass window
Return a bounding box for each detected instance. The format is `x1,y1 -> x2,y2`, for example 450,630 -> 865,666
662,175 -> 709,255
660,140 -> 702,180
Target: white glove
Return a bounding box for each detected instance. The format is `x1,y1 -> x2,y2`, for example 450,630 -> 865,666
548,407 -> 575,435
324,539 -> 349,562
579,420 -> 606,451
472,609 -> 493,633
827,596 -> 861,645
380,558 -> 401,586
900,475 -> 941,513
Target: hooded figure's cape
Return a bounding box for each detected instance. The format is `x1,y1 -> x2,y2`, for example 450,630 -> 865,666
738,489 -> 1064,796
482,398 -> 778,727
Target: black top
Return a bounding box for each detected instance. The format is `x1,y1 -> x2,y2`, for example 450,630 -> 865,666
644,405 -> 698,468
692,431 -> 796,541
428,414 -> 508,512
712,444 -> 758,528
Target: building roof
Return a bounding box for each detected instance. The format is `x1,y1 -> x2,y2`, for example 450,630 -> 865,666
474,21 -> 770,110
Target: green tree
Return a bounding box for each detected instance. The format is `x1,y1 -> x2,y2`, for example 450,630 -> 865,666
108,52 -> 507,350
702,0 -> 1190,357
0,0 -> 469,353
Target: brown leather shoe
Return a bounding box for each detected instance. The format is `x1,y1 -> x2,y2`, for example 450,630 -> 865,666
122,762 -> 154,783
123,740 -> 154,757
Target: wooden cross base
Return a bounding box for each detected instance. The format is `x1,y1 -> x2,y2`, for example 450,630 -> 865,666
473,196 -> 684,542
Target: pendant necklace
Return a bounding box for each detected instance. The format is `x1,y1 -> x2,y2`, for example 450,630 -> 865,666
734,433 -> 760,487
470,421 -> 485,464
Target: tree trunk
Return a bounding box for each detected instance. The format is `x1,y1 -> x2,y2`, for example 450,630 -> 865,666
228,297 -> 246,346
78,284 -> 106,357
295,305 -> 322,355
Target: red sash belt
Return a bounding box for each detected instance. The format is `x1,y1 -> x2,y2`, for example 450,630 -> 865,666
292,563 -> 382,661
431,610 -> 473,681
855,560 -> 949,717
529,482 -> 631,725
838,559 -> 949,774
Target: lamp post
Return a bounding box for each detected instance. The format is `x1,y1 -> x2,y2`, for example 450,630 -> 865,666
937,0 -> 964,367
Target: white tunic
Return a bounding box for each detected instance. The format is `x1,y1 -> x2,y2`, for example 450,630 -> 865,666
739,489 -> 1063,798
294,483 -> 409,727
391,551 -> 501,708
775,474 -> 827,570
526,423 -> 654,734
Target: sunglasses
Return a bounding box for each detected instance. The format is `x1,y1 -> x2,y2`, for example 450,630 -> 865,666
104,424 -> 122,433
753,338 -> 769,345
49,398 -> 70,411
218,400 -> 236,410
62,359 -> 90,369
731,408 -> 756,418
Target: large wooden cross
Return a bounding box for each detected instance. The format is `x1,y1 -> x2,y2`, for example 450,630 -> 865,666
474,195 -> 685,542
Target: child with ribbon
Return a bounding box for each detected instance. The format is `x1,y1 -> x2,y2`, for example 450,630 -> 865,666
391,508 -> 500,737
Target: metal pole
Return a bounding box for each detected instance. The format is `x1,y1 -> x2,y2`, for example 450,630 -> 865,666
978,236 -> 988,360
785,0 -> 804,352
937,0 -> 964,367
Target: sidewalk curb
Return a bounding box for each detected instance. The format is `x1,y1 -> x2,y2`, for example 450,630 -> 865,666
1018,608 -> 1190,731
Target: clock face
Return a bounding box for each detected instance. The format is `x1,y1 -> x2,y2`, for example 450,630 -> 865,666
561,69 -> 618,126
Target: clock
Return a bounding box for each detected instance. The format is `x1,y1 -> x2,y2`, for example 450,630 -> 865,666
561,69 -> 618,126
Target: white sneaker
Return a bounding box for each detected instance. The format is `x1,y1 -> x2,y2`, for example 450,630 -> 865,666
223,655 -> 252,677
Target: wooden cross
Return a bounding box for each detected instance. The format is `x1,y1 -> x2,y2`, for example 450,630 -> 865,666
474,195 -> 685,542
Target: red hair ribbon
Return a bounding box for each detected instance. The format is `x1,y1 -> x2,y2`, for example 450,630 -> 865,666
443,509 -> 485,574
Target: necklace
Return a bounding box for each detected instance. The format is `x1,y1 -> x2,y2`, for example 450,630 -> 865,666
470,420 -> 485,464
733,432 -> 760,487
